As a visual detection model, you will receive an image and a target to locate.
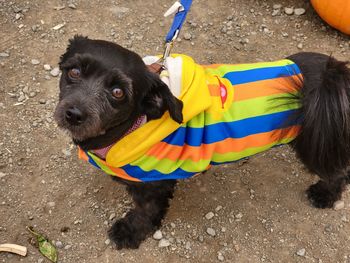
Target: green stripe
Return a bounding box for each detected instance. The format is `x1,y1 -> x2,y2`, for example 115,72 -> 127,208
133,137 -> 295,174
131,155 -> 210,173
186,92 -> 301,128
88,153 -> 116,176
211,137 -> 295,163
204,59 -> 295,77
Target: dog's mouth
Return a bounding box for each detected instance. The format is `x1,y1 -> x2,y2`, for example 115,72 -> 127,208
54,103 -> 141,149
53,104 -> 104,141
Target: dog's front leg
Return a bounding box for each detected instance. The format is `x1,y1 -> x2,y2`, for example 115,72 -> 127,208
109,180 -> 177,249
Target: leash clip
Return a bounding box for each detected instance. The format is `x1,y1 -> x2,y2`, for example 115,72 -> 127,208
161,30 -> 179,66
160,0 -> 192,67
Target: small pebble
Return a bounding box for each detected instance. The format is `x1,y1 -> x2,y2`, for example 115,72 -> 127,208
52,23 -> 65,30
0,172 -> 6,178
198,235 -> 204,242
153,230 -> 163,240
104,239 -> 111,245
47,201 -> 56,207
284,7 -> 294,15
158,238 -> 170,247
31,59 -> 40,65
37,259 -> 44,263
64,244 -> 72,250
206,227 -> 216,237
55,241 -> 63,249
333,200 -> 345,210
272,9 -> 280,16
218,252 -> 224,261
43,64 -> 51,71
273,4 -> 282,9
183,32 -> 192,40
296,248 -> 306,257
341,215 -> 349,222
68,3 -> 77,9
297,43 -> 303,49
215,205 -> 223,212
50,67 -> 60,77
109,213 -> 116,220
294,8 -> 306,16
0,52 -> 9,57
205,212 -> 215,220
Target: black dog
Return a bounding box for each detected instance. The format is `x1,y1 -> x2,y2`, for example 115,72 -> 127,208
54,36 -> 350,249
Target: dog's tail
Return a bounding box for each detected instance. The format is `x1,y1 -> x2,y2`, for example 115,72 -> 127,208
288,52 -> 350,178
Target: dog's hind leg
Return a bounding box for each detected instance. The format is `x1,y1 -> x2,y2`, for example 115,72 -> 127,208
288,52 -> 350,208
108,180 -> 176,249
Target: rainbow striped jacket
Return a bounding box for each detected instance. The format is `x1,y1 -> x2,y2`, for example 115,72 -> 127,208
79,55 -> 302,182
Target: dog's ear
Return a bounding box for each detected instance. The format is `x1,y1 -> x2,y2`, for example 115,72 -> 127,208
142,71 -> 183,123
59,35 -> 89,68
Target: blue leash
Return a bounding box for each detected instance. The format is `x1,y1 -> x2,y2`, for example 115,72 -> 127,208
165,0 -> 193,43
161,0 -> 193,64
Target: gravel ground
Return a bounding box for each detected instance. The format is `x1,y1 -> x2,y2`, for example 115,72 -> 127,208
0,0 -> 350,262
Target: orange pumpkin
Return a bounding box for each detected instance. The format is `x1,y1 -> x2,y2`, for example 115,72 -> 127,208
311,0 -> 350,35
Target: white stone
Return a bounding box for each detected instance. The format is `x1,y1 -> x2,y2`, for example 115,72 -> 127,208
158,238 -> 170,247
296,248 -> 306,257
183,33 -> 192,40
31,59 -> 40,65
205,212 -> 215,220
109,213 -> 116,220
43,64 -> 51,71
153,230 -> 163,240
333,200 -> 345,210
294,8 -> 306,16
50,67 -> 60,77
284,7 -> 294,15
206,227 -> 216,237
52,23 -> 65,30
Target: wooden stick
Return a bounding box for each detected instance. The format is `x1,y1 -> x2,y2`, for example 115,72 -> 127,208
0,243 -> 27,256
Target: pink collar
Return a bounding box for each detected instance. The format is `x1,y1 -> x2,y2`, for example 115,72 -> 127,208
91,115 -> 147,159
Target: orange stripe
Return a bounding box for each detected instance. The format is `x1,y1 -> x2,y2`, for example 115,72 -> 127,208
202,64 -> 223,69
208,84 -> 220,96
81,151 -> 141,182
108,166 -> 141,182
78,148 -> 89,161
146,126 -> 300,162
234,75 -> 302,101
95,157 -> 141,182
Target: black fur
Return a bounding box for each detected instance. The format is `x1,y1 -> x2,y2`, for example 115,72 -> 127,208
54,35 -> 183,150
109,178 -> 176,249
288,52 -> 350,208
54,37 -> 350,249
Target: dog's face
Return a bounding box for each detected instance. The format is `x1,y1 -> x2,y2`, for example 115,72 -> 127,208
54,36 -> 183,144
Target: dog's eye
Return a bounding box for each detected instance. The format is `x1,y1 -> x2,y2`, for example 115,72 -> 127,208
112,87 -> 124,99
68,68 -> 81,79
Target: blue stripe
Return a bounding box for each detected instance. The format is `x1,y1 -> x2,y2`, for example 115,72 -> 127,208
224,64 -> 301,85
122,164 -> 197,182
87,154 -> 100,168
162,109 -> 299,147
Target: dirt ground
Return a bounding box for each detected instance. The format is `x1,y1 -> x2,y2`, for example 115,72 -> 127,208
1,0 -> 350,262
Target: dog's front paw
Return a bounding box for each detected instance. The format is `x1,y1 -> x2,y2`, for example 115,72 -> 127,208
307,181 -> 340,208
108,218 -> 142,249
108,212 -> 154,249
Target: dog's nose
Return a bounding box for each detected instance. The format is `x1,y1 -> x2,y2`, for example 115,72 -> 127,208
65,107 -> 85,125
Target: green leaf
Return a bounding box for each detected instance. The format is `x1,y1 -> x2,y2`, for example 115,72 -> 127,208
27,226 -> 58,263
